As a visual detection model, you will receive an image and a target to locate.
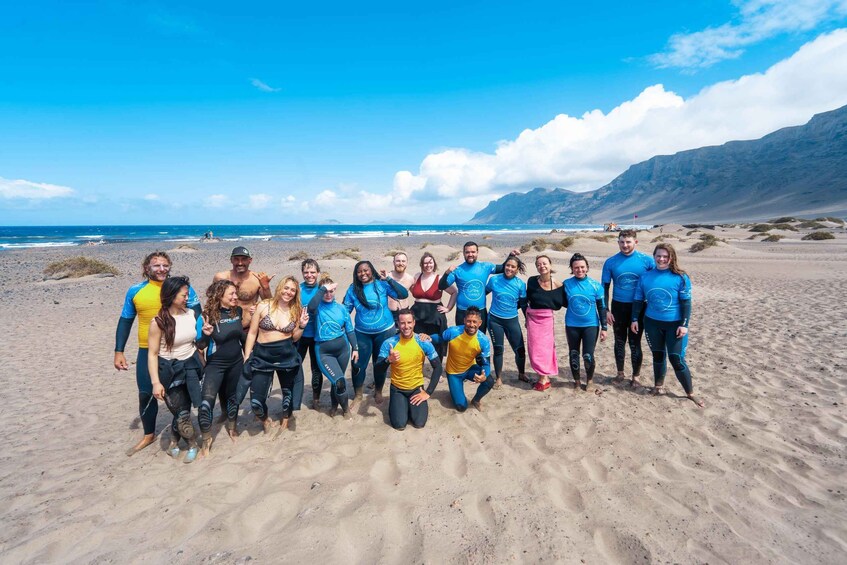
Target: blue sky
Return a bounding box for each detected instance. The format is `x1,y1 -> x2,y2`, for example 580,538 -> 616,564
2,0 -> 847,225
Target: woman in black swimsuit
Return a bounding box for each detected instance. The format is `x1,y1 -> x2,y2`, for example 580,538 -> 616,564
238,276 -> 309,435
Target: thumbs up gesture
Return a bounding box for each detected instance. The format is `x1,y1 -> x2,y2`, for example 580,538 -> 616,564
388,346 -> 401,364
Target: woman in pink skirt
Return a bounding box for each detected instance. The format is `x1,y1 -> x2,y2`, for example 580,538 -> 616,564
525,255 -> 565,391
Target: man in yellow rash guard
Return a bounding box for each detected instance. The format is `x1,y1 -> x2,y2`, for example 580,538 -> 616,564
376,309 -> 442,430
113,251 -> 201,456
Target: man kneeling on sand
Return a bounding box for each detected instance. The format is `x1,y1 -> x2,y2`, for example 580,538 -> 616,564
376,309 -> 442,430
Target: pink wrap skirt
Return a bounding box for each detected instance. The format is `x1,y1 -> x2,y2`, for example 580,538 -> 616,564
526,306 -> 558,376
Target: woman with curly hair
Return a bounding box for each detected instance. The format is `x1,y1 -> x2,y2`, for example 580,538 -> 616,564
197,279 -> 244,452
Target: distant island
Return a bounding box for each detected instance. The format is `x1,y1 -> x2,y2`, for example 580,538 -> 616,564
469,105 -> 847,224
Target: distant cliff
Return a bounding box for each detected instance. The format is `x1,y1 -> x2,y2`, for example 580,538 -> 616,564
469,105 -> 847,224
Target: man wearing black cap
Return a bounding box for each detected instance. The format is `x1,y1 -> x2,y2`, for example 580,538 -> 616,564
213,246 -> 274,329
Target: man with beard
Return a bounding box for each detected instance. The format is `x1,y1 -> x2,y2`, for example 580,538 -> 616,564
384,252 -> 415,325
113,251 -> 201,455
213,246 -> 274,329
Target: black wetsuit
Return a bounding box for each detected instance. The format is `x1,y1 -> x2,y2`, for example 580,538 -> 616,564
236,339 -> 301,421
197,307 -> 244,432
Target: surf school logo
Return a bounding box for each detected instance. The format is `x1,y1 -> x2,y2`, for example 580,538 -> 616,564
569,294 -> 592,317
462,280 -> 485,302
493,288 -> 517,312
646,288 -> 674,311
616,272 -> 639,290
357,304 -> 385,327
319,319 -> 342,340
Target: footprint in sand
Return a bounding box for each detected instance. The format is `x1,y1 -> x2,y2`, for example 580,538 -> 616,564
642,485 -> 695,518
228,490 -> 301,544
573,420 -> 597,441
580,456 -> 609,483
287,452 -> 340,479
593,527 -> 652,565
544,476 -> 585,513
442,447 -> 468,479
369,457 -> 400,483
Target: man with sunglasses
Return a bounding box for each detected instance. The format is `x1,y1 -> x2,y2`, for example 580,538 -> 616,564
113,251 -> 201,456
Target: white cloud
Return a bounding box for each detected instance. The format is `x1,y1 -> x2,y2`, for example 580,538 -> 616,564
250,78 -> 281,93
314,190 -> 338,207
650,0 -> 847,69
246,193 -> 273,209
0,177 -> 75,199
143,193 -> 160,201
204,194 -> 229,208
392,30 -> 847,211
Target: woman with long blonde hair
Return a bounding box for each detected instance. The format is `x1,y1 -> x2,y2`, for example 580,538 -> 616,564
236,276 -> 309,435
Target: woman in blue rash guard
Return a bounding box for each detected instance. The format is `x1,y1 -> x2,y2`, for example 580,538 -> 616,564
631,243 -> 704,408
197,280 -> 244,452
484,254 -> 528,388
563,253 -> 607,393
148,276 -> 205,464
343,260 -> 408,407
309,276 -> 359,418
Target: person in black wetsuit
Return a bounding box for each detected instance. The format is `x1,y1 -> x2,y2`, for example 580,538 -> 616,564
197,280 -> 245,452
239,276 -> 309,436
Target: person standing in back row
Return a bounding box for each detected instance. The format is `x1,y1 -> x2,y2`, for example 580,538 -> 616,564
602,230 -> 654,388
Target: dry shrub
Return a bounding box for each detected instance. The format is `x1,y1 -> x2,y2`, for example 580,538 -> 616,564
322,248 -> 361,260
44,256 -> 119,279
762,234 -> 783,242
801,231 -> 835,241
288,251 -> 309,261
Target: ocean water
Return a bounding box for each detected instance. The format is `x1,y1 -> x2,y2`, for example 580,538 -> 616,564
0,224 -> 613,250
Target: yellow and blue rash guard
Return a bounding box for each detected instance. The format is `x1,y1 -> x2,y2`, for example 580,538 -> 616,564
432,326 -> 491,376
378,334 -> 439,390
115,280 -> 200,350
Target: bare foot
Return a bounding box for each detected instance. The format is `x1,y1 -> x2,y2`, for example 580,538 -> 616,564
374,389 -> 385,405
342,409 -> 352,420
471,399 -> 482,412
126,434 -> 156,457
274,418 -> 290,439
517,373 -> 531,384
494,378 -> 502,390
261,417 -> 274,434
652,386 -> 666,396
572,380 -> 581,391
630,376 -> 641,389
312,395 -> 321,410
585,380 -> 596,393
225,421 -> 239,443
613,373 -> 626,384
200,436 -> 213,457
350,391 -> 363,411
687,394 -> 705,408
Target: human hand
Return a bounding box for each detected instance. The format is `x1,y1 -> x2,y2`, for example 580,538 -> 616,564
256,272 -> 275,289
299,309 -> 310,326
410,389 -> 430,406
152,382 -> 165,400
630,321 -> 639,333
323,282 -> 338,293
676,326 -> 688,338
606,311 -> 615,326
436,305 -> 448,313
417,333 -> 433,342
379,269 -> 388,280
351,351 -> 359,363
388,346 -> 400,364
600,329 -> 607,342
472,373 -> 486,383
114,352 -> 128,371
249,304 -> 257,316
202,323 -> 214,336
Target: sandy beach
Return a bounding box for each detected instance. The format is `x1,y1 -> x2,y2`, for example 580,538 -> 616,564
1,224 -> 846,564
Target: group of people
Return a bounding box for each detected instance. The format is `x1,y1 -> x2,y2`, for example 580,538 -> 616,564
113,231 -> 703,463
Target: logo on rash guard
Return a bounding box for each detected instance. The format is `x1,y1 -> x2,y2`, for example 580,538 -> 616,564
569,294 -> 593,317
357,304 -> 385,326
319,320 -> 342,340
616,272 -> 639,290
463,280 -> 485,302
493,289 -> 517,311
647,288 -> 674,311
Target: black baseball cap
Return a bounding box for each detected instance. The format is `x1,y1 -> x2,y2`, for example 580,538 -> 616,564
231,246 -> 252,258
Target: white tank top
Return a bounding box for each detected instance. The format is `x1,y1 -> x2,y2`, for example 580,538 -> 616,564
159,310 -> 198,361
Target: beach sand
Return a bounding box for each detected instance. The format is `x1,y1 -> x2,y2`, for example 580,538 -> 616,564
1,225 -> 846,564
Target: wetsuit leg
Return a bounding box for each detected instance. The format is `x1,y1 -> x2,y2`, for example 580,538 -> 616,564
298,337 -> 323,396
479,308 -> 489,334
629,303 -> 646,376
352,331 -> 374,390
455,308 -> 466,328
501,315 -> 526,375
643,317 -> 668,387
316,337 -> 350,413
388,385 -> 409,430
565,326 -> 582,379
611,300 -> 629,373
446,373 -> 469,412
199,362 -> 226,433
222,358 -> 242,424
135,348 -> 158,435
291,365 -> 304,412
163,384 -> 195,442
408,393 -> 428,428
665,328 -> 693,394
581,326 -> 599,380
469,365 -> 495,404
276,367 -> 298,419
249,369 -> 274,421
487,315 -> 506,378
371,327 -> 396,391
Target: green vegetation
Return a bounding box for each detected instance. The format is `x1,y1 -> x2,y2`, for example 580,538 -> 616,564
651,234 -> 679,243
288,251 -> 309,261
689,234 -> 722,253
815,216 -> 845,225
750,223 -> 797,232
44,256 -> 119,279
385,249 -> 405,257
322,247 -> 361,260
587,234 -> 616,242
685,229 -> 699,236
550,237 -> 574,251
175,244 -> 198,250
801,231 -> 835,241
770,216 -> 797,224
762,234 -> 783,242
520,238 -> 549,253
797,220 -> 825,229
746,233 -> 765,240
420,242 -> 433,249
446,251 -> 461,261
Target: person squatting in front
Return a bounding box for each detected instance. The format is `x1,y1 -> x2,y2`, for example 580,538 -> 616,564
238,276 -> 309,436
147,276 -> 205,464
601,229 -> 655,388
563,253 -> 608,392
196,280 -> 244,452
343,260 -> 409,407
485,254 -> 528,388
631,243 -> 704,408
114,251 -> 201,456
426,306 -> 494,412
375,309 -> 443,430
309,277 -> 359,418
